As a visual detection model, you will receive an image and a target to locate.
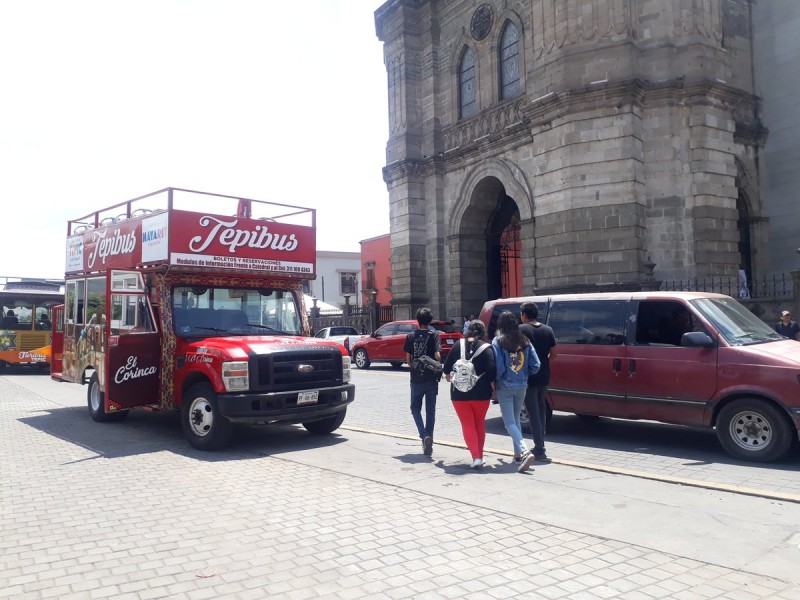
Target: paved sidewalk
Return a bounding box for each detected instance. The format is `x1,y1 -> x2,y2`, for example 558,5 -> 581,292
347,369 -> 800,501
2,375 -> 800,599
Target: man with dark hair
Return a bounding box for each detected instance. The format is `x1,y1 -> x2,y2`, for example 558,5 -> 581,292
403,307 -> 442,455
519,301 -> 558,463
775,310 -> 800,341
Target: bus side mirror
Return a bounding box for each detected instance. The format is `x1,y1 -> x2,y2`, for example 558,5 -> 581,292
682,332 -> 715,348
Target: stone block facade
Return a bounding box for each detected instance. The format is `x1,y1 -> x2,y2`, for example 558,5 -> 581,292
375,0 -> 766,320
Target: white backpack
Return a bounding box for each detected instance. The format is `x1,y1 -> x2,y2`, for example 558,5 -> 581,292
450,339 -> 489,393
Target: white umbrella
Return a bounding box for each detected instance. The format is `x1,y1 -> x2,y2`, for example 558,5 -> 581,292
303,294 -> 343,314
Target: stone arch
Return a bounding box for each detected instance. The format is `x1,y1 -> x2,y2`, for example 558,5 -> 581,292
448,158 -> 535,316
735,156 -> 762,284
450,157 -> 533,238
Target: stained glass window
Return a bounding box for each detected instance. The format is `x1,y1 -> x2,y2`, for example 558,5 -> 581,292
500,22 -> 520,100
459,47 -> 477,119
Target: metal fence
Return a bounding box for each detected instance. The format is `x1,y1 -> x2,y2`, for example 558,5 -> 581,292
308,303 -> 394,336
659,273 -> 793,299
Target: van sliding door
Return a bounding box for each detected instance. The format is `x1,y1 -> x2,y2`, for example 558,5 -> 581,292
547,300 -> 628,416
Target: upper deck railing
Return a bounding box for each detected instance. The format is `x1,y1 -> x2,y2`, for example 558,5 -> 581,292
67,187 -> 316,237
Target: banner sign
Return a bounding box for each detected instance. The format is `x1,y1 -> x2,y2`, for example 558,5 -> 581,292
66,209 -> 316,276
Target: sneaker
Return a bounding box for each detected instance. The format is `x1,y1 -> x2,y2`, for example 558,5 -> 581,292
534,453 -> 552,464
470,458 -> 483,469
513,454 -> 523,463
423,436 -> 433,456
518,451 -> 536,473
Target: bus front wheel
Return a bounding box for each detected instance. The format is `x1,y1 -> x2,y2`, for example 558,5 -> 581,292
181,382 -> 233,451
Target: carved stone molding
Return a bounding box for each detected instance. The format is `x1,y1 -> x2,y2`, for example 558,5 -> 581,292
532,0 -> 632,59
442,97 -> 527,152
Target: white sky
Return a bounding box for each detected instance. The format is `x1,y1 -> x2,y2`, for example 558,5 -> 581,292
0,0 -> 390,280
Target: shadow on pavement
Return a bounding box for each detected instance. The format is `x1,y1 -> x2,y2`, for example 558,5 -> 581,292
486,411 -> 800,470
18,404 -> 349,462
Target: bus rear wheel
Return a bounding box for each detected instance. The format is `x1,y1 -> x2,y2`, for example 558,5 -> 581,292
181,382 -> 233,451
87,373 -> 128,422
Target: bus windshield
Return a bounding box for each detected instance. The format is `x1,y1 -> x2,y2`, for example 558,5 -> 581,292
690,297 -> 784,346
172,286 -> 303,337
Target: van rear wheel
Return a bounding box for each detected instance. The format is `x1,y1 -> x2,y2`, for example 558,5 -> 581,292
716,399 -> 792,462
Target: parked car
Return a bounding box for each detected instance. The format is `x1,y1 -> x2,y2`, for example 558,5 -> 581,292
479,291 -> 800,463
351,320 -> 462,369
314,326 -> 367,354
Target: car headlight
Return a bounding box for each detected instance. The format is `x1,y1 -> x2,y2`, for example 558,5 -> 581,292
342,355 -> 351,383
222,361 -> 249,392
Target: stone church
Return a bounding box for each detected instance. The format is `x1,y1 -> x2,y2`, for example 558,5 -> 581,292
374,0 -> 768,321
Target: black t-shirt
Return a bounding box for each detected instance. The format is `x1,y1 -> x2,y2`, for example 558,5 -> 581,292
520,322 -> 557,386
442,339 -> 496,400
775,320 -> 800,340
403,328 -> 441,383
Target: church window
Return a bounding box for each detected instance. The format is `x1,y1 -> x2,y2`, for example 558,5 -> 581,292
459,47 -> 477,119
500,22 -> 520,100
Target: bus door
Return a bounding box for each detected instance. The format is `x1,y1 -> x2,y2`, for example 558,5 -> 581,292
50,304 -> 65,379
104,271 -> 161,410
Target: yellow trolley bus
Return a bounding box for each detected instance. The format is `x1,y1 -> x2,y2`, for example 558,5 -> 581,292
0,278 -> 64,372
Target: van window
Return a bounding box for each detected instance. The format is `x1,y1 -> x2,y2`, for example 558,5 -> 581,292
635,300 -> 701,346
487,304 -> 521,339
548,300 -> 626,345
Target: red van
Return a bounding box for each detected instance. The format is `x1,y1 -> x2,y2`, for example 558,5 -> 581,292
479,292 -> 800,462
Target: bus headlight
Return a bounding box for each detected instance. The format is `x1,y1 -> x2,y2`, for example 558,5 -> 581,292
222,361 -> 249,391
342,355 -> 351,383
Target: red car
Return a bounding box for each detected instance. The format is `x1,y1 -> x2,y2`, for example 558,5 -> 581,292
351,320 -> 462,369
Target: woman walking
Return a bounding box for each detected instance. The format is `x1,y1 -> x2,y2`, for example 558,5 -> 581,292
443,320 -> 495,468
492,311 -> 541,473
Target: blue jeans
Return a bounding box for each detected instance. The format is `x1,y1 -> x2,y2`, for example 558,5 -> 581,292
410,381 -> 438,439
524,385 -> 548,456
497,387 -> 529,456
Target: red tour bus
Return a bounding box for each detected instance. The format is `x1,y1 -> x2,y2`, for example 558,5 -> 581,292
54,188 -> 354,450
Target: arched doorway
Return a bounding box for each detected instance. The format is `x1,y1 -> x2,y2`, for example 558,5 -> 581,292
737,191 -> 752,287
486,194 -> 521,299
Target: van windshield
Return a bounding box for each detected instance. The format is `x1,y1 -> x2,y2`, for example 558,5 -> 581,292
172,286 -> 303,337
690,297 -> 784,346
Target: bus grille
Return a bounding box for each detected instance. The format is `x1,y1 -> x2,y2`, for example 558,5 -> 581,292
18,333 -> 49,351
254,349 -> 342,392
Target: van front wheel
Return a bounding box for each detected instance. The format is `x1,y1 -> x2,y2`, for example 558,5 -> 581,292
716,399 -> 792,463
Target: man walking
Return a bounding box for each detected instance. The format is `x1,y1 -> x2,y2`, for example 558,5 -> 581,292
519,302 -> 558,462
404,307 -> 442,455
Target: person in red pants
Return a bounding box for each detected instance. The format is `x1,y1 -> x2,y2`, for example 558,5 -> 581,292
443,320 -> 496,468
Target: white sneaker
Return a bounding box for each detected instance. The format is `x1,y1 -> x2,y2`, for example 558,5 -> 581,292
517,451 -> 535,473
470,458 -> 483,469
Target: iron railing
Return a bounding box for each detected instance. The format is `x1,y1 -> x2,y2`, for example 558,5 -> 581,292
659,273 -> 792,299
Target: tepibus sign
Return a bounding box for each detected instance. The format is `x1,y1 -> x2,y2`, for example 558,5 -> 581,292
65,208 -> 316,276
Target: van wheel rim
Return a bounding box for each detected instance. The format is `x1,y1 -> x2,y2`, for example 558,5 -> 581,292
728,410 -> 772,452
188,398 -> 214,437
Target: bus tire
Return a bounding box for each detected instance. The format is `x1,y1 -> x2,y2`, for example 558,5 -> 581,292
87,373 -> 128,422
716,398 -> 793,462
181,382 -> 233,451
303,409 -> 346,435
